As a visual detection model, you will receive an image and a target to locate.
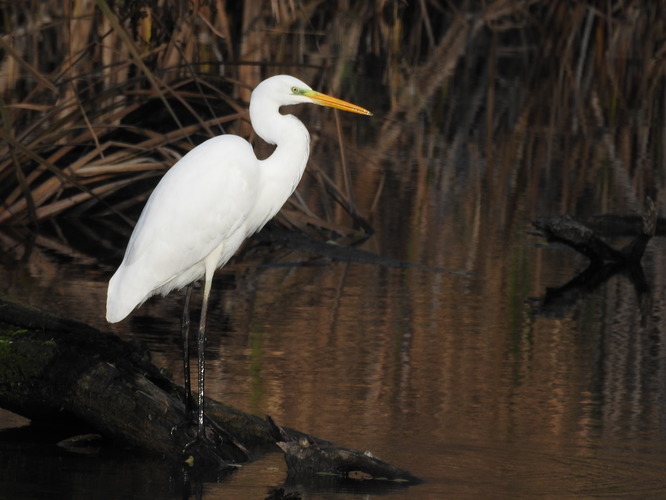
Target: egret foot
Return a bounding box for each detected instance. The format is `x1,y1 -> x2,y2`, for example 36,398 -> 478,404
181,433 -> 233,470
171,412 -> 249,468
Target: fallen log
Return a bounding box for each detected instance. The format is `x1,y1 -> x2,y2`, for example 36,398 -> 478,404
529,197 -> 657,320
267,416 -> 422,487
0,298 -> 421,485
531,197 -> 657,265
0,298 -> 248,467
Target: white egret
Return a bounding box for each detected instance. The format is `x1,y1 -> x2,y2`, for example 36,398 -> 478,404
106,75 -> 372,444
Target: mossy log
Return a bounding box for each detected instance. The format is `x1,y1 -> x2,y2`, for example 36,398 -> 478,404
0,298 -> 421,485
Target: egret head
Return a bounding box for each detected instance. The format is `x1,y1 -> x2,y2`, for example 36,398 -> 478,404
253,75 -> 372,116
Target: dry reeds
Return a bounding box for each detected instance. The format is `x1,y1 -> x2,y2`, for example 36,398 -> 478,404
1,0 -> 239,225
0,0 -> 381,235
1,0 -> 664,237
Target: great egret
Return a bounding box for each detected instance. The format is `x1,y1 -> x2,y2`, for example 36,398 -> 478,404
106,75 -> 372,444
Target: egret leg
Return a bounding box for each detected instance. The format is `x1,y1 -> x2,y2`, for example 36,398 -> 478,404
181,284 -> 194,415
196,273 -> 214,440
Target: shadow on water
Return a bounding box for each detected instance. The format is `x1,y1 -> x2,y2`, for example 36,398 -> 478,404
2,1 -> 666,498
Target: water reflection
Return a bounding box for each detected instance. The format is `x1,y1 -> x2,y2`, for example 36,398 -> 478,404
2,202 -> 666,497
2,84 -> 666,500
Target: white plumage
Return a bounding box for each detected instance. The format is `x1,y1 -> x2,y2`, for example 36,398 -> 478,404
106,135 -> 258,322
104,74 -> 371,442
106,75 -> 363,322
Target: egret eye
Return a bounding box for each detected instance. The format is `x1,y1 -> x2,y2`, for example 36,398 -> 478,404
291,86 -> 301,95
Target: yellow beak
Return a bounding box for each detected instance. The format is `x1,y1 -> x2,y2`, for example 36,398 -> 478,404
306,90 -> 373,116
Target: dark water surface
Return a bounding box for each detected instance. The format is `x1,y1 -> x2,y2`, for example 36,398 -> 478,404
2,114 -> 666,498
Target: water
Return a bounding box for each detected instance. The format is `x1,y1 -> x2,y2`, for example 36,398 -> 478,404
3,199 -> 666,498
2,111 -> 666,498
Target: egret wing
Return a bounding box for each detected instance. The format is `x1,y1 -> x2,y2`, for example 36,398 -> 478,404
107,136 -> 259,320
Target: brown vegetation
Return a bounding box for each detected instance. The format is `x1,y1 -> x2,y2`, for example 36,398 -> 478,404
0,0 -> 663,239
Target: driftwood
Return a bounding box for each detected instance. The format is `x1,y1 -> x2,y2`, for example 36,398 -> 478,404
530,197 -> 657,320
267,416 -> 422,488
0,298 -> 421,487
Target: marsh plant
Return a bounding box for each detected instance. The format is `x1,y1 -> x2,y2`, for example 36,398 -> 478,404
0,1 -> 663,236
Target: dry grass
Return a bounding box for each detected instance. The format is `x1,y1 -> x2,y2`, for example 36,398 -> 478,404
0,0 -> 663,238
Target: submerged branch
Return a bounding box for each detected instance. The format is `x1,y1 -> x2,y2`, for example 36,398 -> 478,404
530,198 -> 657,321
531,197 -> 657,265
